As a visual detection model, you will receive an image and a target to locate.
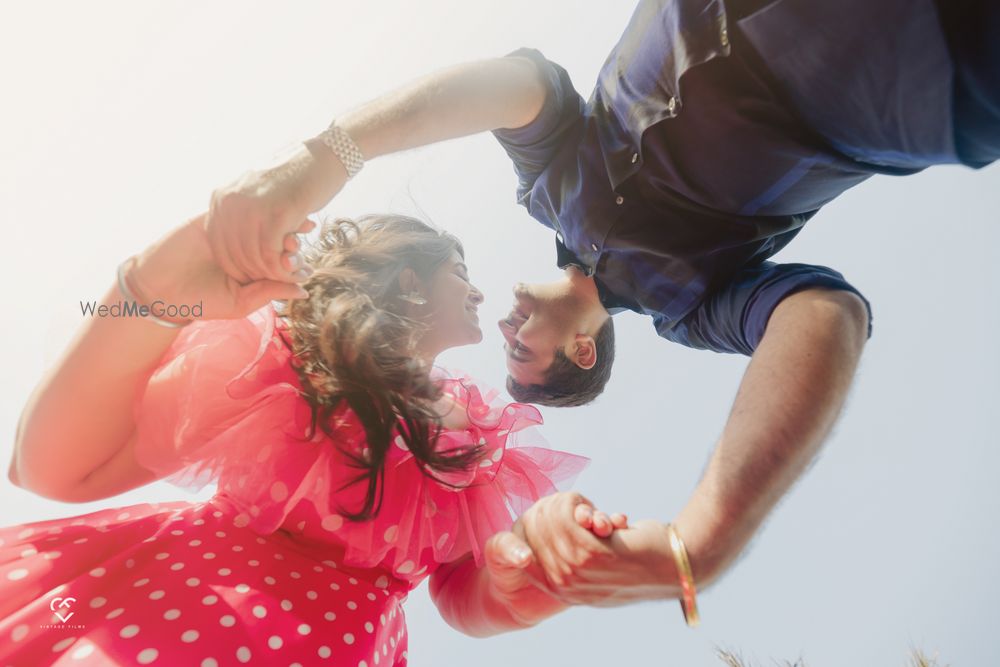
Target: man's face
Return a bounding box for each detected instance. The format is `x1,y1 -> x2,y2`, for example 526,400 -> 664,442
497,280 -> 584,386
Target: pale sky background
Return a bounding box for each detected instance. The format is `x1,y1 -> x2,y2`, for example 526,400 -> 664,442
1,1 -> 998,665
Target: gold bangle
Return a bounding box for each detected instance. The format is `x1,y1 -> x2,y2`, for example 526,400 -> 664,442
666,523 -> 700,627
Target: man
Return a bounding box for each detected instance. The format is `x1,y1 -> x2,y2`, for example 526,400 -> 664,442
202,0 -> 998,622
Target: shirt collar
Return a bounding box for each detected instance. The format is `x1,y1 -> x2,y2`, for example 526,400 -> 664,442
554,234 -> 634,315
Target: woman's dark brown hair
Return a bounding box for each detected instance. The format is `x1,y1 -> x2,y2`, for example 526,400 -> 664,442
279,214 -> 485,521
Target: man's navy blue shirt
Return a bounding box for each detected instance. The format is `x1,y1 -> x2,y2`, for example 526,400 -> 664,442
491,0 -> 979,356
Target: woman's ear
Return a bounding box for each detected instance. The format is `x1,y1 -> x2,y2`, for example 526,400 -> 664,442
572,334 -> 598,370
398,267 -> 419,295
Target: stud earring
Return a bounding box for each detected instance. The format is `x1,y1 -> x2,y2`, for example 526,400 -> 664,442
398,292 -> 427,306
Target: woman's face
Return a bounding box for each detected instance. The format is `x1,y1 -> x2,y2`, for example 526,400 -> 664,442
417,249 -> 485,354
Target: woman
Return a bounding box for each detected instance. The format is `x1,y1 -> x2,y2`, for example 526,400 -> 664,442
1,212 -> 621,666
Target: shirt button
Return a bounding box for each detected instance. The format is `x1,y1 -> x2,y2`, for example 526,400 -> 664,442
615,195 -> 624,205
631,152 -> 639,164
556,231 -> 564,243
591,243 -> 599,252
720,26 -> 729,47
667,96 -> 678,115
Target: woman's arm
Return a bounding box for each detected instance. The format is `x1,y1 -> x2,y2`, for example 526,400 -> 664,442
429,532 -> 567,638
9,215 -> 307,502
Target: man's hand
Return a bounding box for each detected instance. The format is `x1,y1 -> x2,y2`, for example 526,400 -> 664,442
204,139 -> 346,284
574,502 -> 629,539
482,493 -> 629,626
515,494 -> 680,607
539,519 -> 682,608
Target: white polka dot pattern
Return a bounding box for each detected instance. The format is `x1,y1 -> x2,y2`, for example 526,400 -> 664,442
0,500 -> 408,667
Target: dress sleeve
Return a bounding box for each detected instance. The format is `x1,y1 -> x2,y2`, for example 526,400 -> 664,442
130,302 -> 306,490
329,372 -> 590,577
491,47 -> 586,205
656,261 -> 875,355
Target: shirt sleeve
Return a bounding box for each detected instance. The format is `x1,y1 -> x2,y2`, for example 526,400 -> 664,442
655,261 -> 874,356
491,47 -> 585,203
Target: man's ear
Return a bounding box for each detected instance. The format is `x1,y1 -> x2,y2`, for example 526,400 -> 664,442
571,334 -> 598,370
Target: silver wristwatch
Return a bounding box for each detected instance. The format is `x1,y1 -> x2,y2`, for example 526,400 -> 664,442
317,121 -> 365,179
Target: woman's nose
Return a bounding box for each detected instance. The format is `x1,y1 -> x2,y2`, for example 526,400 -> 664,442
470,285 -> 485,305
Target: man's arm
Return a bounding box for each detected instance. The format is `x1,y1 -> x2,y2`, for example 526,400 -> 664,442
303,56 -> 551,208
513,287 -> 870,607
672,287 -> 870,587
336,57 -> 548,166
206,56 -> 549,282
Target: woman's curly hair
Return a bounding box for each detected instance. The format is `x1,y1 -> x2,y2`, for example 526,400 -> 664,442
279,214 -> 485,521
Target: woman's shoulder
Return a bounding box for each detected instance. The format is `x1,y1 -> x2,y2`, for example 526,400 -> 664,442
430,390 -> 471,431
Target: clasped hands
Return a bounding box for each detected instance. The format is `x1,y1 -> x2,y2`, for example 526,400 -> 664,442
484,492 -> 678,621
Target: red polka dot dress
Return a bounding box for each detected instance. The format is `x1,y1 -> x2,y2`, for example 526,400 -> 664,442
0,303 -> 588,666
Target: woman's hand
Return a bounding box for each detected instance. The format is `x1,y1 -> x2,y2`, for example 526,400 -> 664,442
482,493 -> 629,626
130,212 -> 310,322
482,531 -> 564,629
204,139 -> 345,284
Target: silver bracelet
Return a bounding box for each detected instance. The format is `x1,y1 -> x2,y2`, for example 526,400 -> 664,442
317,122 -> 365,179
116,256 -> 191,329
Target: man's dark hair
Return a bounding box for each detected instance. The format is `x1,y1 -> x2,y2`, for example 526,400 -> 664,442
506,317 -> 615,407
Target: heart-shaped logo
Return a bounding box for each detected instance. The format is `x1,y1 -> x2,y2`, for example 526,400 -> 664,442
49,596 -> 76,623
